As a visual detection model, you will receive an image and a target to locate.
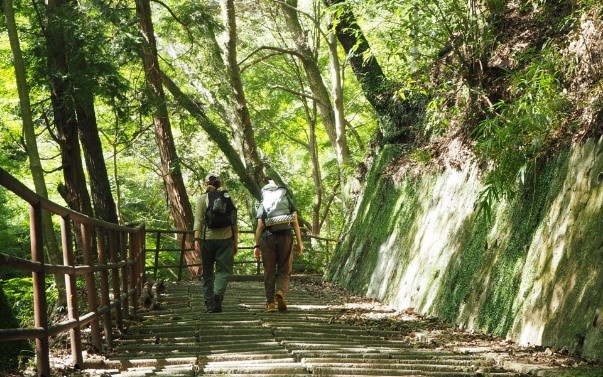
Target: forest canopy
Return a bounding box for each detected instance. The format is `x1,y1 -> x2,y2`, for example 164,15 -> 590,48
1,0 -> 601,267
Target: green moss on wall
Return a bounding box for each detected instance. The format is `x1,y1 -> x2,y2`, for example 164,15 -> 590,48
327,145 -> 420,294
480,156 -> 560,335
328,139 -> 603,360
432,209 -> 491,324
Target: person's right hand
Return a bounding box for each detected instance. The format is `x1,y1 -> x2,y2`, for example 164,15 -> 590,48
254,246 -> 261,260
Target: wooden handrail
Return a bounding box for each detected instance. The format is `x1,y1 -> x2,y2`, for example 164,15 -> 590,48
144,228 -> 339,280
0,167 -> 340,376
0,167 -> 145,377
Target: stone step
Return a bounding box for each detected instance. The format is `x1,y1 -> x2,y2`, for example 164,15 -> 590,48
110,341 -> 285,354
116,328 -> 270,340
290,349 -> 489,360
310,367 -> 517,376
300,357 -> 493,366
89,281 -> 523,377
201,362 -> 309,374
306,361 -> 485,372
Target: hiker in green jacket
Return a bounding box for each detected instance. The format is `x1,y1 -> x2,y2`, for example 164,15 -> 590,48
194,173 -> 238,313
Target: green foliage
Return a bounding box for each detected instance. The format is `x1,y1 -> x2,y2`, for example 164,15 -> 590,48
0,190 -> 31,278
0,284 -> 32,371
1,277 -> 35,328
346,0 -> 495,84
423,89 -> 454,138
410,146 -> 433,164
473,49 -> 571,219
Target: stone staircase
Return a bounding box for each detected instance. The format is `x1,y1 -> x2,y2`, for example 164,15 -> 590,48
84,279 -> 520,376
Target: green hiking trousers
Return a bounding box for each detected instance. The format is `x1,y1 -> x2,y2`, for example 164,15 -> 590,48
201,238 -> 234,304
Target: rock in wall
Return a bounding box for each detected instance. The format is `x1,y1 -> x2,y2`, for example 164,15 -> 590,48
326,137 -> 603,360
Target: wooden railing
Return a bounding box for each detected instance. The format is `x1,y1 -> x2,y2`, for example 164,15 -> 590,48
0,167 -> 339,376
0,168 -> 145,377
144,229 -> 260,280
145,229 -> 338,280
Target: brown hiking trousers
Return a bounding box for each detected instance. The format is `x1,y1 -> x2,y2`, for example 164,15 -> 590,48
260,232 -> 293,303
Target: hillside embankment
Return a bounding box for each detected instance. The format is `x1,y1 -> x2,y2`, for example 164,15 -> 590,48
326,136 -> 603,361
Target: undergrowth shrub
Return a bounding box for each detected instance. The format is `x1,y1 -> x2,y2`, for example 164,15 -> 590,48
473,48 -> 571,220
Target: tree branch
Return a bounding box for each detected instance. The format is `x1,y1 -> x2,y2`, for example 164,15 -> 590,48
239,45 -> 306,70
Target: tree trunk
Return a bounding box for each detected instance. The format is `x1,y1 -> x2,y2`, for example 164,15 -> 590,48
279,0 -> 350,169
219,0 -> 266,187
135,0 -> 199,277
46,0 -> 93,217
327,27 -> 348,169
308,111 -> 322,234
76,89 -> 119,224
4,0 -> 67,308
66,10 -> 119,224
325,0 -> 418,145
161,73 -> 262,200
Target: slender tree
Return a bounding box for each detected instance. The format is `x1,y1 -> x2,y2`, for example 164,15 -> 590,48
325,0 -> 417,145
219,0 -> 266,189
135,0 -> 199,276
279,0 -> 351,170
161,73 -> 261,199
4,0 -> 67,308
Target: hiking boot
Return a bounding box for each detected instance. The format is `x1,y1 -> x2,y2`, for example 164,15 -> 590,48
212,294 -> 223,313
275,290 -> 287,312
204,300 -> 214,313
265,302 -> 277,312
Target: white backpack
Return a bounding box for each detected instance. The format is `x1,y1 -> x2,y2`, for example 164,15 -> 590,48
261,185 -> 294,230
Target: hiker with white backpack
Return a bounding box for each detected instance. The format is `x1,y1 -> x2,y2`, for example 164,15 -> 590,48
253,178 -> 303,312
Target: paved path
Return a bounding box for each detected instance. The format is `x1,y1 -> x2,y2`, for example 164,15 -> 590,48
84,279 -> 520,376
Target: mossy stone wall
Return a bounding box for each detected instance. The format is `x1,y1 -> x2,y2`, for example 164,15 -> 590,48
326,137 -> 603,360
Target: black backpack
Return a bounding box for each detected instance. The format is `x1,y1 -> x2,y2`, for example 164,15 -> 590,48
205,189 -> 236,229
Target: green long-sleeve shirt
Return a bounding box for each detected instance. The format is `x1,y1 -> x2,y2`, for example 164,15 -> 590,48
193,186 -> 237,240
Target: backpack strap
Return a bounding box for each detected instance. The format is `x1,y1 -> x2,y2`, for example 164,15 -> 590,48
202,189 -> 212,240
223,189 -> 235,239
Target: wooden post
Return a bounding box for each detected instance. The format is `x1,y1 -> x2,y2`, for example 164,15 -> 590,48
129,232 -> 138,316
96,228 -> 113,348
120,232 -> 130,319
178,231 -> 186,281
108,230 -> 123,329
60,216 -> 83,367
154,231 -> 160,279
81,223 -> 102,353
30,203 -> 50,377
139,227 -> 146,293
